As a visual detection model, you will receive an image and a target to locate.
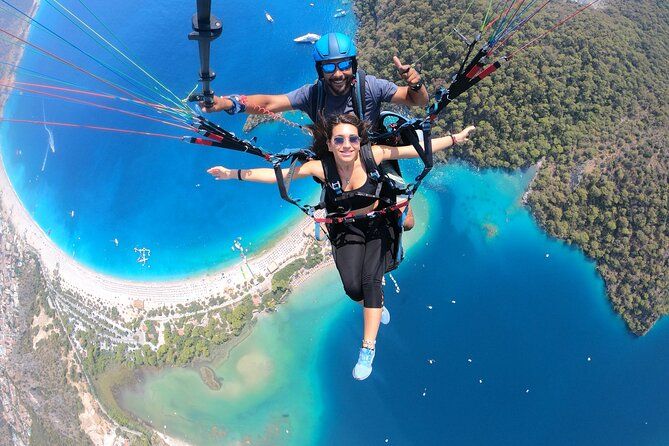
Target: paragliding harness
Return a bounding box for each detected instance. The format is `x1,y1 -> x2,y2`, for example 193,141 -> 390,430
316,140 -> 406,273
301,108 -> 433,271
185,72 -> 434,272
311,66 -> 406,178
307,69 -> 425,271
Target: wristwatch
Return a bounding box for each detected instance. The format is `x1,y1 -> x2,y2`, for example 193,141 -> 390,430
224,95 -> 246,115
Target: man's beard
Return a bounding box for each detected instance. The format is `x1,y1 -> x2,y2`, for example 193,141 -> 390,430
325,74 -> 353,96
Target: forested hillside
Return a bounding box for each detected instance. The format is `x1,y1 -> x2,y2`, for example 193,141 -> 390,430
354,0 -> 668,334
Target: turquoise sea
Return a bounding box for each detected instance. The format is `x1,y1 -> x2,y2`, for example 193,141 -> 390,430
2,1 -> 668,445
1,0 -> 354,278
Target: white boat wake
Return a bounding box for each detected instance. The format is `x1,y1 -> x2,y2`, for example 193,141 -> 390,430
40,102 -> 56,172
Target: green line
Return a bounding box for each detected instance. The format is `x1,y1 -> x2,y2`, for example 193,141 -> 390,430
412,0 -> 477,66
481,0 -> 495,32
43,0 -> 187,112
47,0 -> 188,112
75,0 -> 131,54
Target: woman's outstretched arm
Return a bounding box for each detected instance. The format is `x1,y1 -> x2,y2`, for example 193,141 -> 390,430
207,159 -> 324,183
373,125 -> 476,162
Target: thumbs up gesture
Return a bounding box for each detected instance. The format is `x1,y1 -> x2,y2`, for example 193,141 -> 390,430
393,56 -> 421,88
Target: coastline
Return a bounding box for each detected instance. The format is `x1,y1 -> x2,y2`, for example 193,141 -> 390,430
0,6 -> 330,444
521,157 -> 545,205
0,150 -> 321,315
0,0 -> 322,320
112,191 -> 433,445
0,0 -> 39,116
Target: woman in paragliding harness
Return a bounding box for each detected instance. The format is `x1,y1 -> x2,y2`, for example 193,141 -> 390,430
207,114 -> 475,380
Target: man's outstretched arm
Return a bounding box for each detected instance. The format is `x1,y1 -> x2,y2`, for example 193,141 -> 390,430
201,94 -> 293,114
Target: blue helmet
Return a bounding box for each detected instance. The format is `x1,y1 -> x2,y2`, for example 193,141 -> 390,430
313,33 -> 357,62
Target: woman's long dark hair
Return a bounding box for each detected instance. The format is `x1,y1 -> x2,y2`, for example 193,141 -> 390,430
310,113 -> 369,159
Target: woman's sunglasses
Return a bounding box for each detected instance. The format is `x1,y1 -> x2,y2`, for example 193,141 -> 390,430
321,59 -> 354,74
332,135 -> 361,146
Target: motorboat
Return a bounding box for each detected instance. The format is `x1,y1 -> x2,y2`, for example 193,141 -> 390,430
294,33 -> 320,43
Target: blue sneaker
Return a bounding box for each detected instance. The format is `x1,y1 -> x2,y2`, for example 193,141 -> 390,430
352,347 -> 376,380
381,306 -> 390,325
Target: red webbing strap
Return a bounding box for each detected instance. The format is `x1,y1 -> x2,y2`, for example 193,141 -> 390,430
200,130 -> 223,142
313,200 -> 410,224
186,136 -> 215,146
476,61 -> 500,81
465,63 -> 485,79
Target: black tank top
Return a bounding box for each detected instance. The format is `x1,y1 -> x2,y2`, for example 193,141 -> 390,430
321,161 -> 381,214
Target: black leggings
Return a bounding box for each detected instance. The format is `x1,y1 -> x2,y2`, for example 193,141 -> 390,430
329,217 -> 396,309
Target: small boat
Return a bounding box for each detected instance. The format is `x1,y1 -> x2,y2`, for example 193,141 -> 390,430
294,33 -> 320,43
334,10 -> 347,18
264,11 -> 274,22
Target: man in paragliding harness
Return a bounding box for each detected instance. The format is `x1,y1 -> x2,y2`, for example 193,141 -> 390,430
201,32 -> 429,230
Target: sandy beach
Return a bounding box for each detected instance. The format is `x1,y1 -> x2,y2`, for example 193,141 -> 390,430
0,155 -> 319,313
1,93 -> 319,446
0,0 -> 328,318
0,15 -> 319,314
0,18 -> 320,315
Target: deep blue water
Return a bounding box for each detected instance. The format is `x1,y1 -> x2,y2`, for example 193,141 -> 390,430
316,167 -> 669,446
1,0 -> 355,278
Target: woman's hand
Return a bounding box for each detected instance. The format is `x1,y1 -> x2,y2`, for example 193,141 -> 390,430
207,166 -> 236,180
454,125 -> 476,144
